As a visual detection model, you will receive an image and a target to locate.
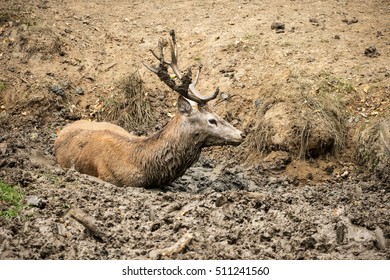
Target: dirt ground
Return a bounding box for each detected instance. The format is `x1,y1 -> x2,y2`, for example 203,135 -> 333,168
0,0 -> 389,259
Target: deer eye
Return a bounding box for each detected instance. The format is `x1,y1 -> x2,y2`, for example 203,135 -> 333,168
208,119 -> 218,126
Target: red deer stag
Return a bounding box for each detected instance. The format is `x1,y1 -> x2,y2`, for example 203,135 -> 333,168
55,30 -> 244,188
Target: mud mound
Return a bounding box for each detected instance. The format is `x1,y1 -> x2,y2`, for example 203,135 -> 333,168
14,24 -> 63,60
1,10 -> 63,62
250,75 -> 347,158
355,111 -> 390,181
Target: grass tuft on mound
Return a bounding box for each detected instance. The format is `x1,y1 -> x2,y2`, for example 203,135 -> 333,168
249,73 -> 349,158
355,109 -> 390,181
97,70 -> 154,133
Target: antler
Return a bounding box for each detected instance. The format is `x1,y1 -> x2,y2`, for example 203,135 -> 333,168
143,30 -> 219,106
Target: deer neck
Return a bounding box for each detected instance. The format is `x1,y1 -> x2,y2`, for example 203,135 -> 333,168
136,115 -> 202,187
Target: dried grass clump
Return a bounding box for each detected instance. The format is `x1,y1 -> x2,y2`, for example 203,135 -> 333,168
98,70 -> 154,133
355,110 -> 390,181
249,73 -> 348,158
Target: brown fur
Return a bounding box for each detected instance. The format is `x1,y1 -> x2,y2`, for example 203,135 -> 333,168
55,105 -> 243,188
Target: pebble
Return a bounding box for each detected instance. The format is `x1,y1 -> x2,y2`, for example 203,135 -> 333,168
255,98 -> 262,109
215,195 -> 228,207
220,92 -> 230,101
50,84 -> 65,96
342,18 -> 358,25
375,227 -> 387,250
26,195 -> 47,209
309,18 -> 319,26
364,46 -> 380,58
75,87 -> 84,95
271,22 -> 285,33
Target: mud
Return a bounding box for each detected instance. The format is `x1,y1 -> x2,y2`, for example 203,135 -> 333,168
1,0 -> 390,259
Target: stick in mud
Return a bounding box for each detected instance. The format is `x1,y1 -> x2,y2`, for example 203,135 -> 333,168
67,207 -> 107,242
149,232 -> 194,259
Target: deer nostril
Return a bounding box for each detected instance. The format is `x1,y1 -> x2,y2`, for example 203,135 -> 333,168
240,132 -> 246,139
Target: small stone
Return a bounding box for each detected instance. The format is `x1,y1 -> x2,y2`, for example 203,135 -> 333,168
341,170 -> 349,178
301,237 -> 316,250
215,195 -> 228,207
307,57 -> 315,63
220,92 -> 230,101
364,46 -> 380,58
271,22 -> 285,33
309,18 -> 319,26
267,176 -> 279,185
50,84 -> 65,96
261,232 -> 272,241
342,18 -> 358,25
75,87 -> 84,95
263,151 -> 291,171
375,227 -> 387,250
26,195 -> 47,209
255,98 -> 262,109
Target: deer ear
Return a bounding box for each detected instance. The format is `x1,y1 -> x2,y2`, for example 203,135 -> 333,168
177,95 -> 193,116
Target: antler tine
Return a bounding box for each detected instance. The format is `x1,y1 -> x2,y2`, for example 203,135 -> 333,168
189,84 -> 219,105
168,30 -> 182,80
189,64 -> 219,105
142,61 -> 159,74
169,30 -> 178,59
193,64 -> 202,86
143,37 -> 168,74
150,48 -> 161,61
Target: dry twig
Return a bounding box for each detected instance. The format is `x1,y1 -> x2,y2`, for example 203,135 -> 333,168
67,207 -> 107,242
149,232 -> 194,259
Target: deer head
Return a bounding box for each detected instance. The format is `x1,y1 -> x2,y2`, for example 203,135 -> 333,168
143,30 -> 244,148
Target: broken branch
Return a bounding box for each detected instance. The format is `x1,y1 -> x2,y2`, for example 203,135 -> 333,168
67,207 -> 107,242
149,232 -> 194,259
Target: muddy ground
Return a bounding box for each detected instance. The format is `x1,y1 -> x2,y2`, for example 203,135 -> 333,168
0,0 -> 389,259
